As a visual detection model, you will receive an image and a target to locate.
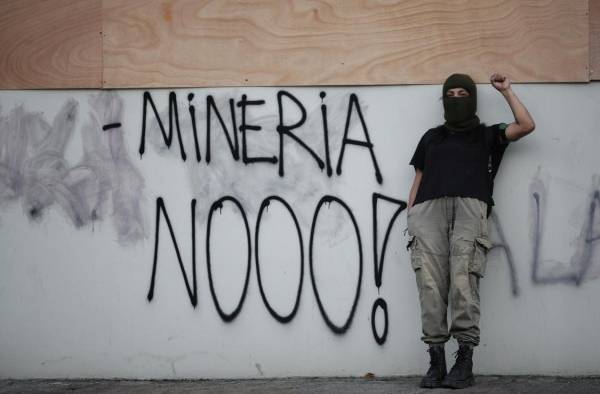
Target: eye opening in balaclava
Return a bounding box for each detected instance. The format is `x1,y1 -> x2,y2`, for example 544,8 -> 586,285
442,73 -> 480,132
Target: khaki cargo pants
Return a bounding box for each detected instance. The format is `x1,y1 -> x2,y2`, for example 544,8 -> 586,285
406,196 -> 493,346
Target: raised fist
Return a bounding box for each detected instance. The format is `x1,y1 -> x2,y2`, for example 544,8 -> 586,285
490,73 -> 511,91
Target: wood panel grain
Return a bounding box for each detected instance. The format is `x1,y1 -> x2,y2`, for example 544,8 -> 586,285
0,0 -> 103,89
102,0 -> 589,87
591,0 -> 600,79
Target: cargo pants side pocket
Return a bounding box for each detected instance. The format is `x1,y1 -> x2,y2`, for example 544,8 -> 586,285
407,235 -> 423,271
470,236 -> 493,278
468,236 -> 492,302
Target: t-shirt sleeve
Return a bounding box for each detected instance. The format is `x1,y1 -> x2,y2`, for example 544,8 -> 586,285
488,122 -> 511,151
409,132 -> 427,170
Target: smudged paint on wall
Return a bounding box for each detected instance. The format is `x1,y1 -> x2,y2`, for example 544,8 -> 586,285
0,92 -> 147,245
530,169 -> 600,285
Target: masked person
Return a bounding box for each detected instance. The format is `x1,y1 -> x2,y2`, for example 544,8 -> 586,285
407,73 -> 535,389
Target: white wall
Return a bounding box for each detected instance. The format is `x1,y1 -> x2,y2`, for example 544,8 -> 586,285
1,83 -> 599,378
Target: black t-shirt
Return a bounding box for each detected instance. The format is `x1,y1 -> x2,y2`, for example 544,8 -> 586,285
409,123 -> 510,215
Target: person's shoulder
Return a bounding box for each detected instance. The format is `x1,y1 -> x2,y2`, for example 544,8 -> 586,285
426,124 -> 446,134
420,125 -> 444,141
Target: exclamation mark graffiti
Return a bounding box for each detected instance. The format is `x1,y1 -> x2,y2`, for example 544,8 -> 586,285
371,193 -> 407,345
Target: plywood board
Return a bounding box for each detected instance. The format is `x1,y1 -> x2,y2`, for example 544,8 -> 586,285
591,0 -> 600,79
103,0 -> 589,87
0,0 -> 103,89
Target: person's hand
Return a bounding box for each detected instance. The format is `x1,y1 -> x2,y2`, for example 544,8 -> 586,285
490,72 -> 511,92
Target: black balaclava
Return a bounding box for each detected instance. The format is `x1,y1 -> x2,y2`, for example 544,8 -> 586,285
442,73 -> 480,132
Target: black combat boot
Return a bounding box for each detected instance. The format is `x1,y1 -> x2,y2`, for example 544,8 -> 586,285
420,343 -> 447,388
442,342 -> 475,389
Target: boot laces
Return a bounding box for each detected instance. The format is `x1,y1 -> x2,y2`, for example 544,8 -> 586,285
452,346 -> 471,368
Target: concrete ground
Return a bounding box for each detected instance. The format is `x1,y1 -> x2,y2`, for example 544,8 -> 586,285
1,376 -> 600,393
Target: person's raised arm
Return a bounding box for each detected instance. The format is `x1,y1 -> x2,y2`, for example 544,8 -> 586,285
490,72 -> 535,141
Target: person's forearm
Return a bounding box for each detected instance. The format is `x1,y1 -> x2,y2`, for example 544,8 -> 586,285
408,184 -> 417,209
408,172 -> 421,208
502,87 -> 535,131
